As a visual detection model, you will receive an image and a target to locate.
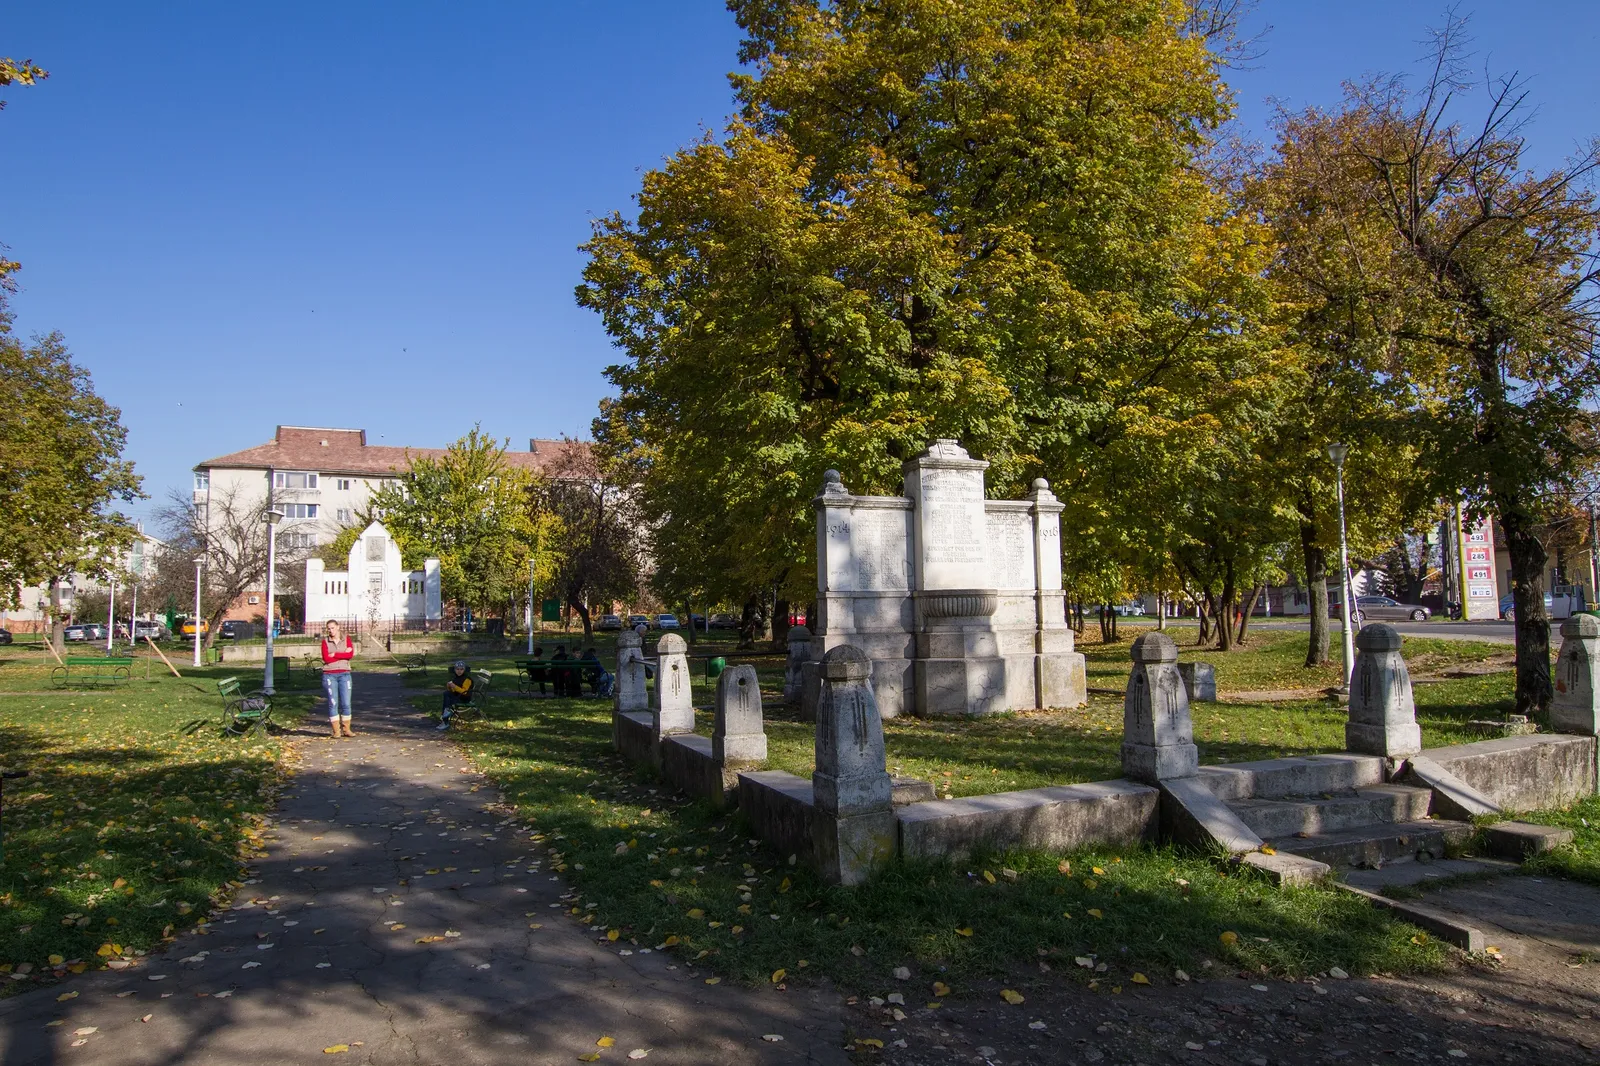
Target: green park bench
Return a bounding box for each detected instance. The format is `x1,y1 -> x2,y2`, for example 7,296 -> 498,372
51,656 -> 133,688
216,676 -> 273,736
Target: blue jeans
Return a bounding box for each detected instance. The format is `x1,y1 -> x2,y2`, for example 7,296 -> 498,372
323,670 -> 352,719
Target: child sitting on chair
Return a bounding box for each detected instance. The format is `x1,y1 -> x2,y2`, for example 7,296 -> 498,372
439,660 -> 474,730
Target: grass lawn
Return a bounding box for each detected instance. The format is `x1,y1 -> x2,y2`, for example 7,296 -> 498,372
0,647 -> 307,995
412,630 -> 1500,989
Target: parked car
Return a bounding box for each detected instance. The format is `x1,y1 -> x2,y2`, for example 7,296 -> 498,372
597,614 -> 623,631
180,619 -> 209,639
64,623 -> 106,642
132,620 -> 168,641
689,613 -> 706,631
628,614 -> 651,630
1329,596 -> 1431,623
0,627 -> 11,645
707,612 -> 738,630
1499,591 -> 1554,623
656,613 -> 681,630
1111,602 -> 1143,617
63,624 -> 87,642
219,620 -> 252,640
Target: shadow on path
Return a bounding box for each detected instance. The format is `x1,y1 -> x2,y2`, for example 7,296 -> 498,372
0,673 -> 846,1066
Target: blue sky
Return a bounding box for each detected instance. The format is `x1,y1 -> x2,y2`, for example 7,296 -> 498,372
2,3 -> 1597,523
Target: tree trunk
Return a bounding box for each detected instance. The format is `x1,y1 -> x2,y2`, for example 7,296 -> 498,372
683,602 -> 695,645
1156,593 -> 1166,631
1216,566 -> 1237,651
1237,584 -> 1265,645
1302,519 -> 1331,667
568,595 -> 592,640
1197,592 -> 1212,645
49,576 -> 66,655
1499,506 -> 1553,717
773,598 -> 791,647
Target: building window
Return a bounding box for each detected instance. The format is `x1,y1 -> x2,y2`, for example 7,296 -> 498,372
283,532 -> 316,549
336,508 -> 352,523
274,471 -> 319,490
193,471 -> 209,491
280,503 -> 319,520
336,478 -> 352,491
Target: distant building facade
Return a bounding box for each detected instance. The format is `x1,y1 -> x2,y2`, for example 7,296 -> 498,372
304,521 -> 442,631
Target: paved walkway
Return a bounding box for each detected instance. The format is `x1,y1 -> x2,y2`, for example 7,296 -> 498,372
0,673 -> 847,1066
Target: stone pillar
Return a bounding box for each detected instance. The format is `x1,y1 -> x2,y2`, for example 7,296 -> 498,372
1121,632 -> 1199,783
1345,624 -> 1421,757
1029,478 -> 1087,708
652,633 -> 694,737
614,630 -> 648,713
1552,614 -> 1600,735
812,645 -> 895,885
714,664 -> 767,799
783,625 -> 814,706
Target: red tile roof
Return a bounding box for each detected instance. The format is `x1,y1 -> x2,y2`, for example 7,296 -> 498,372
197,427 -> 589,479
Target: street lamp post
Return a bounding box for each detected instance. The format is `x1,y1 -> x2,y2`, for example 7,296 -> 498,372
262,509 -> 285,695
106,576 -> 116,653
1327,443 -> 1356,693
193,557 -> 204,668
527,558 -> 536,656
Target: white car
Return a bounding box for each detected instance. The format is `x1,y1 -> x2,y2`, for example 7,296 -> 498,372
656,613 -> 681,630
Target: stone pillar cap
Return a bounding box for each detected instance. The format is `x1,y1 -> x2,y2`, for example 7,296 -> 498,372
1355,623 -> 1402,652
1130,631 -> 1178,663
823,644 -> 871,681
820,469 -> 848,496
618,631 -> 642,648
787,624 -> 813,642
1562,613 -> 1600,639
657,633 -> 688,655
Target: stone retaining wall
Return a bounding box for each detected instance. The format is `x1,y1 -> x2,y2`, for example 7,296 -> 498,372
1427,733 -> 1596,811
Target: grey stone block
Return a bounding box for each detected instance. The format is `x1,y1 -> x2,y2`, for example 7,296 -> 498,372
890,777 -> 936,806
1552,614 -> 1600,735
895,779 -> 1158,861
613,711 -> 656,767
1228,784 -> 1434,839
659,733 -> 720,803
1234,850 -> 1330,886
1157,775 -> 1262,854
813,646 -> 893,817
1335,883 -> 1486,952
1122,632 -> 1198,783
1345,624 -> 1421,757
814,809 -> 896,886
1178,661 -> 1216,702
1425,734 -> 1598,812
736,770 -> 815,864
1402,754 -> 1502,820
1196,754 -> 1385,802
1484,820 -> 1576,859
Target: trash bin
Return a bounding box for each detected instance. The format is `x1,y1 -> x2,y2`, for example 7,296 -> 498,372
272,656 -> 291,686
704,656 -> 725,680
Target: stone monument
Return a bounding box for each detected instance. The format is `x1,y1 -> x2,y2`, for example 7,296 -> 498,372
812,645 -> 895,885
782,625 -> 814,706
1345,624 -> 1422,757
1178,661 -> 1216,703
810,440 -> 1086,717
1121,632 -> 1199,782
1552,614 -> 1600,735
713,664 -> 767,797
614,630 -> 648,714
652,633 -> 694,737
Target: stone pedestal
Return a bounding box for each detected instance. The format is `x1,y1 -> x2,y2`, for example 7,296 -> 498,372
1178,662 -> 1216,702
912,590 -> 1007,716
652,633 -> 694,737
1122,632 -> 1199,783
1345,624 -> 1422,757
713,664 -> 766,802
783,625 -> 814,706
614,631 -> 648,713
1552,614 -> 1600,735
813,645 -> 895,885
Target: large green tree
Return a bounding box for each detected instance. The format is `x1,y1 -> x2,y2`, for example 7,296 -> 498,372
365,429 -> 543,620
581,0 -> 1272,611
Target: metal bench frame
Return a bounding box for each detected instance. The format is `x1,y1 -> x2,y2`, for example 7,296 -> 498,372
51,656 -> 133,688
216,676 -> 273,736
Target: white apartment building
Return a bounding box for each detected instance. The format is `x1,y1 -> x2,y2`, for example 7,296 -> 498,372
193,426 -> 585,623
1,528 -> 163,633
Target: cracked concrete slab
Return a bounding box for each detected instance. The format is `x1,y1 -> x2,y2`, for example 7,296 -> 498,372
0,672 -> 848,1065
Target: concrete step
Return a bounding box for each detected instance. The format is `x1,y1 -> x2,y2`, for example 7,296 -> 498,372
1226,784 -> 1434,839
1197,753 -> 1385,802
1277,819 -> 1475,869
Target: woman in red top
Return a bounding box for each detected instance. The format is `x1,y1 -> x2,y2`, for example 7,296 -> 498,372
320,620 -> 356,737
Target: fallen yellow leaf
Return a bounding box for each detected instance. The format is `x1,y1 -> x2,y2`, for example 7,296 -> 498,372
597,1036 -> 616,1047
932,981 -> 951,997
607,929 -> 620,942
663,935 -> 680,947
982,870 -> 996,884
856,1038 -> 884,1048
323,1046 -> 349,1055
1057,859 -> 1071,875
771,968 -> 786,983
577,1054 -> 601,1063
1000,989 -> 1025,1005
47,954 -> 63,965
1260,845 -> 1277,856
1219,931 -> 1239,946
687,909 -> 704,919
704,977 -> 720,985
1131,973 -> 1150,985
57,991 -> 78,1002
955,927 -> 973,937
1088,908 -> 1103,919
1091,866 -> 1105,875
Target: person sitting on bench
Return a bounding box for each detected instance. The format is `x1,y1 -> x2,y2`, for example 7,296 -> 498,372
551,645 -> 574,697
438,660 -> 474,729
580,647 -> 611,696
528,646 -> 549,696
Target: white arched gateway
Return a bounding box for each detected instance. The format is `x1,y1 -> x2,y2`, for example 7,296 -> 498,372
304,521 -> 442,632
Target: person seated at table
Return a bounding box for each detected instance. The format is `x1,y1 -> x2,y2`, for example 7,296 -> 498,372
526,646 -> 549,696
438,660 -> 475,729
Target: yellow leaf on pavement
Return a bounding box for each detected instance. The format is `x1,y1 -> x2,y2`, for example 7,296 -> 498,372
323,1046 -> 349,1055
932,982 -> 951,997
57,991 -> 78,1002
855,1038 -> 884,1048
607,929 -> 620,942
577,1054 -> 601,1063
597,1036 -> 615,1047
704,977 -> 721,985
1260,845 -> 1277,856
1000,989 -> 1025,1005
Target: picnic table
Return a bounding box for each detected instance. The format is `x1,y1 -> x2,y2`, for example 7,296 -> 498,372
51,656 -> 133,688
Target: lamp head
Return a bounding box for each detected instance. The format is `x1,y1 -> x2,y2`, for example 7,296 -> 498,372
1326,442 -> 1350,469
264,508 -> 286,526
